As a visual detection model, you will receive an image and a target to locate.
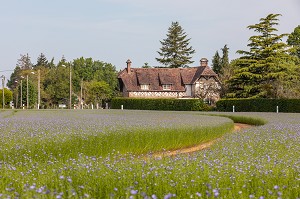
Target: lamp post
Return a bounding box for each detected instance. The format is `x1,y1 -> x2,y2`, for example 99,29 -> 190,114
80,78 -> 83,109
37,69 -> 40,109
1,75 -> 5,109
26,72 -> 35,109
69,65 -> 72,109
20,77 -> 24,109
62,64 -> 72,109
26,75 -> 29,109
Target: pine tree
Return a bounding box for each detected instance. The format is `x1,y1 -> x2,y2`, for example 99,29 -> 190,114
17,53 -> 32,70
227,14 -> 298,98
156,21 -> 195,68
221,45 -> 229,71
212,51 -> 221,74
35,53 -> 48,68
287,25 -> 300,59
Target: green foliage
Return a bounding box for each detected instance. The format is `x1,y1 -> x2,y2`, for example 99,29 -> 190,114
216,98 -> 300,113
111,98 -> 211,111
0,88 -> 13,108
43,65 -> 70,106
156,21 -> 195,68
85,80 -> 112,105
212,51 -> 221,74
220,44 -> 230,71
287,25 -> 300,59
34,53 -> 48,68
8,55 -> 118,108
227,14 -> 298,99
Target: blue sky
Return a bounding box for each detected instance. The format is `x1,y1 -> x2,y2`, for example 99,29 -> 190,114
1,0 -> 299,83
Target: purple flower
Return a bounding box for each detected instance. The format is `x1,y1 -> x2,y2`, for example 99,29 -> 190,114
130,189 -> 138,195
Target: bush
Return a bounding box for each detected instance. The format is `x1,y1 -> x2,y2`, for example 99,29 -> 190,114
111,98 -> 211,111
216,98 -> 300,113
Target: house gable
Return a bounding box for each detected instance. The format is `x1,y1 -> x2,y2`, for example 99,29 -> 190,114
118,58 -> 220,100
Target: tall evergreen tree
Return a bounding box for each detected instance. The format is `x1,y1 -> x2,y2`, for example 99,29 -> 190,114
35,53 -> 48,68
221,45 -> 229,71
287,25 -> 300,59
212,51 -> 221,74
17,53 -> 32,70
156,21 -> 195,68
227,14 -> 297,98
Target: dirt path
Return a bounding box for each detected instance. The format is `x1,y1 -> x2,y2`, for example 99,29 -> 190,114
151,123 -> 252,159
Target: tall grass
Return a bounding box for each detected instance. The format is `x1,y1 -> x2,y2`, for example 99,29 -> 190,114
0,110 -> 233,161
1,110 -> 299,198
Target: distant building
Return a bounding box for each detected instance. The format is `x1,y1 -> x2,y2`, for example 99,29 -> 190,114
118,58 -> 221,103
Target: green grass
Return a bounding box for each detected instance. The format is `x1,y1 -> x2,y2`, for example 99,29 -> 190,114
1,110 -> 299,198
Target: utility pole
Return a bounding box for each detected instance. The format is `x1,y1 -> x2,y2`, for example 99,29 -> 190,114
69,65 -> 72,109
80,78 -> 83,109
20,79 -> 23,109
1,75 -> 5,109
26,75 -> 29,109
38,69 -> 40,109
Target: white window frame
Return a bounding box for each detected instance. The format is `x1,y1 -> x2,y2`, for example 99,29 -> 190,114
162,84 -> 172,90
140,84 -> 149,90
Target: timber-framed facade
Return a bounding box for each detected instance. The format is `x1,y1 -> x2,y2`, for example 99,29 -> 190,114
118,58 -> 221,103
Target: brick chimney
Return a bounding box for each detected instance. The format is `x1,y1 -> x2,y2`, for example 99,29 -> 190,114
200,58 -> 208,67
126,59 -> 132,74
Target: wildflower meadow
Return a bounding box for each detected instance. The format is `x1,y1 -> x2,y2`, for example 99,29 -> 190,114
0,110 -> 299,198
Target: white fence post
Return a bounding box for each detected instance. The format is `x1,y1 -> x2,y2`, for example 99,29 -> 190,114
233,105 -> 235,113
276,106 -> 279,113
121,105 -> 123,110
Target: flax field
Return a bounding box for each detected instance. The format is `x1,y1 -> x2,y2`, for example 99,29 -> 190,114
0,110 -> 299,198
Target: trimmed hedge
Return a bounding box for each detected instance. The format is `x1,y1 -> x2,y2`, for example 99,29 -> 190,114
111,98 -> 211,111
216,98 -> 300,113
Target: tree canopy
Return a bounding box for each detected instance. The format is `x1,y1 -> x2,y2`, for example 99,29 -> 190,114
156,21 -> 195,68
287,25 -> 300,59
8,55 -> 119,109
227,14 -> 299,99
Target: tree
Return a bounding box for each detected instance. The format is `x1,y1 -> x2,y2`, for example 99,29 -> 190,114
85,80 -> 112,107
156,21 -> 195,68
142,63 -> 151,68
17,53 -> 33,70
43,65 -> 70,107
212,51 -> 222,74
227,14 -> 297,98
221,45 -> 230,71
0,88 -> 13,108
35,53 -> 48,68
287,25 -> 300,59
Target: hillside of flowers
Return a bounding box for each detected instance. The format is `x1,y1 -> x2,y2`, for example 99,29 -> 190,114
0,110 -> 299,198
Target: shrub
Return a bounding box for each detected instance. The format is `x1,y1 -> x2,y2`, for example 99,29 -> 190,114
216,98 -> 300,113
111,98 -> 211,111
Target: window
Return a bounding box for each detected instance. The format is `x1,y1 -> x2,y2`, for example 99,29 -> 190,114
162,84 -> 171,90
140,84 -> 149,90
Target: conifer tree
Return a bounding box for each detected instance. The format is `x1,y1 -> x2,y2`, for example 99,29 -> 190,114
212,51 -> 221,74
227,14 -> 297,98
156,21 -> 195,68
35,53 -> 48,68
221,45 -> 229,71
287,25 -> 300,59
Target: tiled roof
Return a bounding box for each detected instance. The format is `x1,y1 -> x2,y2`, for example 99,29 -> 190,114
118,65 -> 218,92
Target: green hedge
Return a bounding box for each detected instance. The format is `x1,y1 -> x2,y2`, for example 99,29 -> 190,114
216,98 -> 300,113
111,98 -> 211,111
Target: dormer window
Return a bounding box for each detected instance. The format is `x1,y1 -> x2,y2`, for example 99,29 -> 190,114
162,84 -> 171,90
140,84 -> 149,90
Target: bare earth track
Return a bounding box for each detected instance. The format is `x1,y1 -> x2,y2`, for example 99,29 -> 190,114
152,123 -> 252,158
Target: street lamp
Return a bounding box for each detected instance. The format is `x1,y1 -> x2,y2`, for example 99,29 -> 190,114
26,72 -> 35,109
62,64 -> 72,109
1,75 -> 5,109
36,69 -> 40,109
20,76 -> 24,109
